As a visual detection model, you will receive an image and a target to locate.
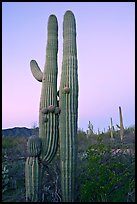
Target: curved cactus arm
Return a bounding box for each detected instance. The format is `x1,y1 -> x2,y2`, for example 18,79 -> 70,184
30,60 -> 43,82
42,110 -> 60,164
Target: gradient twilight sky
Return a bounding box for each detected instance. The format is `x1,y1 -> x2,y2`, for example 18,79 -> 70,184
2,2 -> 135,132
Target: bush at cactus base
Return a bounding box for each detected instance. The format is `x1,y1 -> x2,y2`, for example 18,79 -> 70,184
79,143 -> 135,202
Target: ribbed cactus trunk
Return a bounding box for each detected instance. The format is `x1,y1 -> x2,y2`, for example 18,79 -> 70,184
59,10 -> 78,202
25,15 -> 59,202
119,106 -> 124,142
39,15 -> 59,163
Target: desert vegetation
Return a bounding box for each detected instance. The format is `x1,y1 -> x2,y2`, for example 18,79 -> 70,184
2,124 -> 135,202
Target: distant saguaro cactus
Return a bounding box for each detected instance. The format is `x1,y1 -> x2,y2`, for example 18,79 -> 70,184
98,128 -> 100,135
25,15 -> 59,202
119,106 -> 124,141
110,117 -> 114,140
59,10 -> 78,202
87,121 -> 94,135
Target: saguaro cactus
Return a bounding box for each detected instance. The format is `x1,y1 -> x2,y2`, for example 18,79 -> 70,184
25,14 -> 59,202
87,121 -> 94,135
59,10 -> 79,202
98,128 -> 100,135
25,10 -> 79,202
119,106 -> 124,141
110,117 -> 114,140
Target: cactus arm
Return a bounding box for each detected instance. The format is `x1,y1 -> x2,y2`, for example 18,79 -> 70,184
30,60 -> 43,82
116,124 -> 120,129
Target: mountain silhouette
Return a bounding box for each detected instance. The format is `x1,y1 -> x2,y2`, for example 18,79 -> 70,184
2,127 -> 39,137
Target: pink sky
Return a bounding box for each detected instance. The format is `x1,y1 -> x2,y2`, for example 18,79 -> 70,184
2,2 -> 135,132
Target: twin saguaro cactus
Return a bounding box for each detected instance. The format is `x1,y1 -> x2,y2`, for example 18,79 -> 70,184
25,10 -> 78,202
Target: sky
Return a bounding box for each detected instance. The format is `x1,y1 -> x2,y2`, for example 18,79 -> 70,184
2,2 -> 135,132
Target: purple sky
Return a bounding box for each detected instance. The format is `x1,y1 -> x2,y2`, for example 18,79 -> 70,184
2,2 -> 135,132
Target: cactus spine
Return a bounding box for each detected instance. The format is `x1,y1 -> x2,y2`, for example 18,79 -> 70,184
59,10 -> 78,202
25,15 -> 59,202
119,106 -> 124,141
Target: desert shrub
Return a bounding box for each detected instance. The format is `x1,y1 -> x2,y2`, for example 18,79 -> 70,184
2,162 -> 10,193
2,136 -> 27,151
124,125 -> 135,134
77,128 -> 87,140
2,136 -> 19,149
79,142 -> 135,202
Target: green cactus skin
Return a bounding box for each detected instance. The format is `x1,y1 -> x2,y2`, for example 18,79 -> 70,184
25,14 -> 59,202
119,106 -> 124,141
59,10 -> 78,202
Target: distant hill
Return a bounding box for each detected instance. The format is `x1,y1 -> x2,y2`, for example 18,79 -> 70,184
2,127 -> 39,137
